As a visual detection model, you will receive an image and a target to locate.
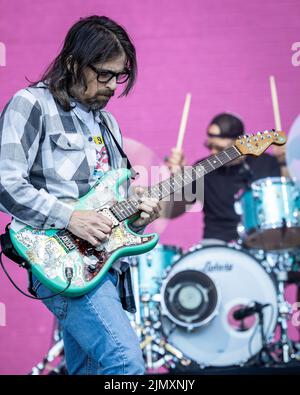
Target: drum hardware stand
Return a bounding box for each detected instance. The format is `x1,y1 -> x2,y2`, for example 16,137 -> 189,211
138,292 -> 190,372
275,272 -> 294,363
159,339 -> 191,367
29,338 -> 65,375
139,306 -> 178,372
273,252 -> 296,364
130,253 -> 177,372
261,250 -> 297,364
130,256 -> 143,340
29,318 -> 66,375
140,293 -> 156,369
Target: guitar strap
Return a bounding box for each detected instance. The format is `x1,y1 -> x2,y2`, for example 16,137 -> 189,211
99,114 -> 138,180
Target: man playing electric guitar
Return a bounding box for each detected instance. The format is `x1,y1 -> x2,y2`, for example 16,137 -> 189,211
0,17 -> 286,375
0,16 -> 160,375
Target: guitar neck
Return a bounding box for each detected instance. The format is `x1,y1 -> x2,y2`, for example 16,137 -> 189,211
110,145 -> 242,222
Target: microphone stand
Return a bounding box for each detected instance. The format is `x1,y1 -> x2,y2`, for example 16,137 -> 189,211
256,308 -> 277,366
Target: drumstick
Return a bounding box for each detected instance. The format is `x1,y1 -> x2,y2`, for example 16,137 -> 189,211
269,75 -> 282,131
176,93 -> 192,150
269,75 -> 290,176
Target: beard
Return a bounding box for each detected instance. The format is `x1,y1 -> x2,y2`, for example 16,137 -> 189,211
70,84 -> 114,111
83,92 -> 114,110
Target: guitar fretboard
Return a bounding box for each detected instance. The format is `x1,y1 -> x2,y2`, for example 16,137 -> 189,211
110,145 -> 241,221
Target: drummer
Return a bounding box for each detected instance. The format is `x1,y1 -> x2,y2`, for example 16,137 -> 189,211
164,113 -> 281,242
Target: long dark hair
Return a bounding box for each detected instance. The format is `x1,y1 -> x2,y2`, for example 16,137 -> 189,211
33,15 -> 137,111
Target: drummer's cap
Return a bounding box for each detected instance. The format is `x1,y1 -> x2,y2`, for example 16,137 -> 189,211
208,112 -> 244,139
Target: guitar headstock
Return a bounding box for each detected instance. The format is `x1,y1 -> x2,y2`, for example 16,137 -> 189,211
234,130 -> 286,156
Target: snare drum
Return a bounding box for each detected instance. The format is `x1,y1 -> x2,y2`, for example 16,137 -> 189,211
237,177 -> 300,250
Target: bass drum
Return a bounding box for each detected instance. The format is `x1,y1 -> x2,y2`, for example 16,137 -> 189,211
160,244 -> 278,367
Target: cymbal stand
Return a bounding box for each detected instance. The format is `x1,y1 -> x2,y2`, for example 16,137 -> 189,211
273,252 -> 295,363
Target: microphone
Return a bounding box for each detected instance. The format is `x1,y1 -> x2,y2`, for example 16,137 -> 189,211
233,302 -> 270,320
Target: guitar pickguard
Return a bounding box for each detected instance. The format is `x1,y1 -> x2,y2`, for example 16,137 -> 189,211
15,222 -> 154,287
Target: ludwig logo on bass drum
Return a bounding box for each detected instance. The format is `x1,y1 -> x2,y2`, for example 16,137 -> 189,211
203,261 -> 233,272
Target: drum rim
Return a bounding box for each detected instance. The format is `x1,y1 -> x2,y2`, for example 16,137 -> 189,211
237,176 -> 299,201
152,244 -> 183,254
168,241 -> 278,277
244,222 -> 300,233
183,242 -> 278,279
250,176 -> 295,189
241,224 -> 300,250
172,241 -> 272,268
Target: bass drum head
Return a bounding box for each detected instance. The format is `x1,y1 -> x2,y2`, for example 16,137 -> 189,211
160,244 -> 278,367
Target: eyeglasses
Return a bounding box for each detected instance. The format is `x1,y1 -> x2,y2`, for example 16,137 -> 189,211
89,65 -> 130,84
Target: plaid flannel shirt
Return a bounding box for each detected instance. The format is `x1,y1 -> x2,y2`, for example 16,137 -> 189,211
0,82 -> 137,312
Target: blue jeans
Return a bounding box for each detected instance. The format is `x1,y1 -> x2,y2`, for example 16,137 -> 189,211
32,270 -> 144,375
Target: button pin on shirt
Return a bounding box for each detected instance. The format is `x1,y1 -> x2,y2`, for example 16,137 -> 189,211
93,136 -> 104,145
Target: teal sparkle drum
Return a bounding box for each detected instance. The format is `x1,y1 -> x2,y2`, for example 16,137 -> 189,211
237,177 -> 300,250
138,244 -> 182,297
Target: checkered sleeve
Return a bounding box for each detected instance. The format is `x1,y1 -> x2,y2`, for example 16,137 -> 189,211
0,89 -> 74,229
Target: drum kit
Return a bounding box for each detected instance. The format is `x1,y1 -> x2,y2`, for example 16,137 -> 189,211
128,176 -> 300,372
30,176 -> 300,374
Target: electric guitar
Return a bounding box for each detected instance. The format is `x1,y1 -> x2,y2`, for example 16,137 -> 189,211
9,130 -> 286,297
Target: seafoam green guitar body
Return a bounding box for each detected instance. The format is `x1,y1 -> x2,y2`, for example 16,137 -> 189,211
9,169 -> 159,297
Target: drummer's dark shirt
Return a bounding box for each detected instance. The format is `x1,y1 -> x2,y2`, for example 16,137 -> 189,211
193,153 -> 281,242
